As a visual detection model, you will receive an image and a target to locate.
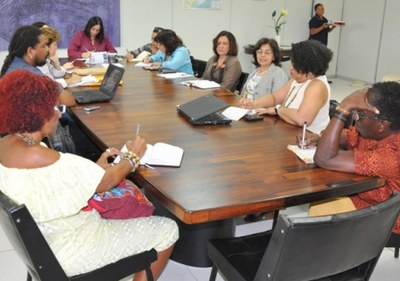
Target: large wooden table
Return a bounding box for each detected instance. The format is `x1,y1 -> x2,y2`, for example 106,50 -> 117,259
69,64 -> 383,266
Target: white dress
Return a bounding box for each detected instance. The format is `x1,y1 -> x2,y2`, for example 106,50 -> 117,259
0,153 -> 178,276
283,75 -> 330,134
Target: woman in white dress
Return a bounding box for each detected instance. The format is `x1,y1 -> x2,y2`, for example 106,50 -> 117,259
240,39 -> 333,135
0,70 -> 178,281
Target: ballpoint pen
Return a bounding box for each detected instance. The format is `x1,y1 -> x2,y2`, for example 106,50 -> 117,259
136,123 -> 141,136
301,121 -> 307,149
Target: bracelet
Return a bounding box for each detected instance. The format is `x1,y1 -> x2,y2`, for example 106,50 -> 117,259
335,105 -> 351,117
122,151 -> 141,172
123,157 -> 137,173
275,104 -> 281,115
333,111 -> 349,124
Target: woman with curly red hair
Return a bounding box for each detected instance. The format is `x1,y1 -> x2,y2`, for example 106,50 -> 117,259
0,70 -> 178,281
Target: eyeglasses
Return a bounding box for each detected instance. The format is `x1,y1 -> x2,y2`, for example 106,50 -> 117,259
54,104 -> 66,114
353,110 -> 380,121
256,50 -> 273,56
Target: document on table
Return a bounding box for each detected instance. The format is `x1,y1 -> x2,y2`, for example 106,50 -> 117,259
287,145 -> 316,164
62,75 -> 98,88
129,51 -> 151,62
114,142 -> 184,167
180,80 -> 220,89
134,62 -> 152,68
156,72 -> 193,79
221,106 -> 251,121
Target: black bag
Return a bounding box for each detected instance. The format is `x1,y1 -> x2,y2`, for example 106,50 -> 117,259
47,118 -> 76,153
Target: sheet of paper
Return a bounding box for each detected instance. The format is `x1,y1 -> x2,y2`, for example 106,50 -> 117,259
221,106 -> 250,121
157,72 -> 193,79
130,51 -> 151,62
66,75 -> 98,88
287,145 -> 316,164
180,80 -> 220,89
134,62 -> 152,68
101,63 -> 124,68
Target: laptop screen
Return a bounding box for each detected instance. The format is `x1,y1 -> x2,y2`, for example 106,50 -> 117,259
177,94 -> 229,121
100,64 -> 125,97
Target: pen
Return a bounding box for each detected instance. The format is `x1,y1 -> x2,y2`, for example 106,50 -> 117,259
136,123 -> 141,136
301,121 -> 307,149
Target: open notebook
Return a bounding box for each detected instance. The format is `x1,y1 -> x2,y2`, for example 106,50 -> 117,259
114,143 -> 184,167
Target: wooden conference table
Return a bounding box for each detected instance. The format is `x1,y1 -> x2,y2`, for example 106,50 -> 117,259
69,64 -> 383,266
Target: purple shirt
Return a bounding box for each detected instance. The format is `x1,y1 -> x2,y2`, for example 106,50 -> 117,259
67,31 -> 117,60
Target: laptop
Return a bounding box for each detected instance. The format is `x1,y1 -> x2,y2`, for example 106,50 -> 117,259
72,64 -> 125,104
177,94 -> 232,125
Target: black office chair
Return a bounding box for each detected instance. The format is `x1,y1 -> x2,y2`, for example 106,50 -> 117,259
190,56 -> 207,78
235,72 -> 249,95
0,190 -> 157,281
208,192 -> 400,281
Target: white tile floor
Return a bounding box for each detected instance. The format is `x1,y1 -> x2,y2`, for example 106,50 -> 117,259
2,78 -> 398,281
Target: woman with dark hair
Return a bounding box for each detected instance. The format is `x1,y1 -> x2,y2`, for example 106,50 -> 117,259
240,37 -> 288,100
202,30 -> 242,92
68,16 -> 117,60
0,70 -> 178,281
310,82 -> 400,233
145,29 -> 193,75
241,39 -> 333,135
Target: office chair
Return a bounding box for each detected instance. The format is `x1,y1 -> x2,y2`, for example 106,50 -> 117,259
208,192 -> 400,281
386,233 -> 400,258
0,190 -> 157,281
190,56 -> 207,78
234,72 -> 249,95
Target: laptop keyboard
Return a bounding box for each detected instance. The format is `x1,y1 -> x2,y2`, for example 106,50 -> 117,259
195,112 -> 230,124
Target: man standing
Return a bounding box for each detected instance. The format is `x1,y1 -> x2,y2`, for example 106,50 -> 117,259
308,3 -> 336,46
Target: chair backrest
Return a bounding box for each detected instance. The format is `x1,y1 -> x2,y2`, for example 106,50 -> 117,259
254,192 -> 400,281
190,56 -> 207,78
235,72 -> 249,94
0,190 -> 69,281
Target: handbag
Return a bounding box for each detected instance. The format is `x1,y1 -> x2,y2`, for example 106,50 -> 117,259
47,118 -> 76,153
83,179 -> 155,219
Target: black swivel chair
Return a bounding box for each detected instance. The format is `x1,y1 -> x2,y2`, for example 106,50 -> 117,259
386,233 -> 400,258
190,56 -> 207,78
208,192 -> 400,281
234,72 -> 249,95
0,190 -> 157,281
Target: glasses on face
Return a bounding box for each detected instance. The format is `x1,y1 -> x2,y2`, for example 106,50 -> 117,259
353,110 -> 380,121
256,50 -> 273,56
54,104 -> 66,114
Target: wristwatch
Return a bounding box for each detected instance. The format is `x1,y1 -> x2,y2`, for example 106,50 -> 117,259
274,104 -> 281,115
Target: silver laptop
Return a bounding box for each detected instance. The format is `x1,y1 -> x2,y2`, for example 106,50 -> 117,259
177,94 -> 232,125
72,64 -> 125,104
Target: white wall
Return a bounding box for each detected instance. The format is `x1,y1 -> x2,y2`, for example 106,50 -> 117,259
0,0 -> 398,83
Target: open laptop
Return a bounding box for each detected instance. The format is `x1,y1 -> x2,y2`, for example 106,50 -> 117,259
177,94 -> 232,125
72,63 -> 125,104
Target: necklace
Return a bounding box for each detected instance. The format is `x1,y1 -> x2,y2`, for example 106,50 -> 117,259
15,133 -> 36,145
282,82 -> 306,108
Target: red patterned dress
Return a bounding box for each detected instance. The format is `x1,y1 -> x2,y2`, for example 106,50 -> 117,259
345,127 -> 400,233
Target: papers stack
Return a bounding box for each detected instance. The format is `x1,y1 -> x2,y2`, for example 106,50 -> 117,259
181,80 -> 220,89
287,145 -> 316,164
157,72 -> 193,79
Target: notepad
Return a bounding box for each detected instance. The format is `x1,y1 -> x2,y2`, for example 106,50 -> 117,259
157,72 -> 193,79
181,80 -> 220,89
287,145 -> 316,164
114,143 -> 184,167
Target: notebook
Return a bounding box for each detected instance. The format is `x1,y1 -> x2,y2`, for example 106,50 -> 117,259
177,94 -> 232,125
71,64 -> 125,104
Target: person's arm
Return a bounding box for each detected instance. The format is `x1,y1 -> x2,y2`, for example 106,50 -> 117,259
162,47 -> 190,70
68,32 -> 86,60
219,57 -> 242,92
130,43 -> 152,57
95,136 -> 147,192
201,57 -> 215,80
240,79 -> 292,109
277,79 -> 328,127
146,50 -> 165,63
314,88 -> 379,172
59,89 -> 76,106
310,23 -> 328,36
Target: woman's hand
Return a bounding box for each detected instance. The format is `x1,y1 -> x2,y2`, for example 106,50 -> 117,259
96,147 -> 121,169
125,135 -> 147,159
126,52 -> 134,62
151,62 -> 162,68
254,107 -> 274,115
296,131 -> 319,149
239,97 -> 254,109
143,56 -> 152,63
82,51 -> 91,58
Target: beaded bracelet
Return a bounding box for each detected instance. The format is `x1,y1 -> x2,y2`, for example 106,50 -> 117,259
122,151 -> 141,172
333,111 -> 349,124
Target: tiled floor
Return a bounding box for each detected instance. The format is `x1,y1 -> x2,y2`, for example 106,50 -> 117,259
2,78 -> 398,281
